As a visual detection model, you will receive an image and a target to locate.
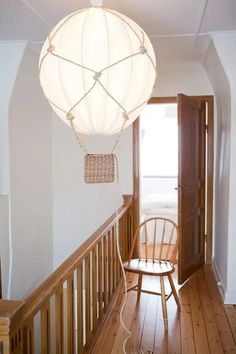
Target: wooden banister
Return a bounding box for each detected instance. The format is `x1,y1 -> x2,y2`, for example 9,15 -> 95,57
0,195 -> 133,354
0,257 -> 2,300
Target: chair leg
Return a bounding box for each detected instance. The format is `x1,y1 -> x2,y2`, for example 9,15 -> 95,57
160,276 -> 168,331
167,274 -> 180,309
137,274 -> 143,301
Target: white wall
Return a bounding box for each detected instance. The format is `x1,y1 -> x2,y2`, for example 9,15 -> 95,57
204,40 -> 231,296
154,61 -> 213,97
52,116 -> 132,268
0,41 -> 26,194
8,46 -> 53,299
0,41 -> 26,298
205,33 -> 236,303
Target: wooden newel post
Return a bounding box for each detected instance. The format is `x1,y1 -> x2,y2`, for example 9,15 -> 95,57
122,194 -> 133,207
122,195 -> 137,258
0,300 -> 24,354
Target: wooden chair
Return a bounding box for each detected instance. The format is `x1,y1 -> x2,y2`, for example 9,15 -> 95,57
123,217 -> 180,330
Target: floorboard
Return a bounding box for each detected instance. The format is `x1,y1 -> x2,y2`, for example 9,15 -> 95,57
126,276 -> 149,353
92,266 -> 236,354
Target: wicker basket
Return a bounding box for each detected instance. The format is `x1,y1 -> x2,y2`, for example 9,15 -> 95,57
84,154 -> 116,183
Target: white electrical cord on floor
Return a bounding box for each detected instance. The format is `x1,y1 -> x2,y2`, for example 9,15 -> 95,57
115,212 -> 145,354
115,213 -> 131,353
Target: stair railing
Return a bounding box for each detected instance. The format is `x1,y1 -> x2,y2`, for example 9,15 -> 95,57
0,195 -> 133,354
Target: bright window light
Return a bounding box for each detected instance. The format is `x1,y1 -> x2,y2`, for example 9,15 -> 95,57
140,104 -> 178,177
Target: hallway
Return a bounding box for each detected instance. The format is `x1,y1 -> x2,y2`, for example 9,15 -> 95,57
93,266 -> 236,354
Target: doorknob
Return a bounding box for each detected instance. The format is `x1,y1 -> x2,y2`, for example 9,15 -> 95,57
175,185 -> 182,190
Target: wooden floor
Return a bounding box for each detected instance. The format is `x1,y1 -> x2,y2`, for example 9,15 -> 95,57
92,266 -> 236,354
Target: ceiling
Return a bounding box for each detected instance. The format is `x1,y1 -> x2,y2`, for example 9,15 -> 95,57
1,0 -> 236,62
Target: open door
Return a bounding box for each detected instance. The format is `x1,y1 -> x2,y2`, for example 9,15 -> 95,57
178,94 -> 205,284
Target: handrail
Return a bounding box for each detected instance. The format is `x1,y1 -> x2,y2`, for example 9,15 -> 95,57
0,195 -> 134,354
19,196 -> 132,324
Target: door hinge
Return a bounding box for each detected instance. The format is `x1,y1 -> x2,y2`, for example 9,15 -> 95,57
205,124 -> 208,132
204,233 -> 207,242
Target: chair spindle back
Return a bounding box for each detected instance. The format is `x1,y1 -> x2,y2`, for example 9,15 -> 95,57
128,217 -> 178,264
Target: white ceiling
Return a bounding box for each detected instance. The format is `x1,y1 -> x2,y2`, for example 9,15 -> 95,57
1,0 -> 236,62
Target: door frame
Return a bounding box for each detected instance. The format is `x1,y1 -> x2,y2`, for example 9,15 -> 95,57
132,95 -> 214,264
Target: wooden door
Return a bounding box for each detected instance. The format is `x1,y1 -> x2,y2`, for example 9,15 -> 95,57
178,94 -> 206,284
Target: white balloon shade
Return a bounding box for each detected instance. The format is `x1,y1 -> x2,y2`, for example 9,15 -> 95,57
39,6 -> 156,136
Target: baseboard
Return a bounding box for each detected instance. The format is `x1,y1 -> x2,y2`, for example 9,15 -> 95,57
212,259 -> 236,305
211,259 -> 226,302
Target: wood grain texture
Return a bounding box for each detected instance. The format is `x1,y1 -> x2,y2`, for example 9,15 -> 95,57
93,266 -> 236,354
225,306 -> 236,343
188,274 -> 210,354
204,266 -> 236,353
178,94 -> 206,284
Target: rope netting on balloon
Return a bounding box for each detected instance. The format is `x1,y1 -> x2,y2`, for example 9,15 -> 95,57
39,7 -> 156,155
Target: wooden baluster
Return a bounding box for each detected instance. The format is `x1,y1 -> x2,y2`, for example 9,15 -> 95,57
127,210 -> 131,255
97,241 -> 103,320
118,218 -> 122,263
124,212 -> 129,260
112,227 -> 116,290
124,213 -> 127,256
85,254 -> 91,345
117,224 -> 121,281
126,211 -> 130,254
92,247 -> 98,333
121,216 -> 125,260
121,215 -> 125,260
103,236 -> 108,311
120,215 -> 124,260
124,213 -> 128,260
128,208 -> 133,254
55,285 -> 63,354
13,328 -> 23,354
23,319 -> 34,354
67,274 -> 74,354
18,328 -> 23,354
41,300 -> 50,354
111,229 -> 114,294
77,263 -> 84,353
122,195 -> 133,255
107,231 -> 112,299
12,331 -> 17,354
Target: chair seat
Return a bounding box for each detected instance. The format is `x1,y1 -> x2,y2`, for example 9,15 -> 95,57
123,259 -> 175,276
